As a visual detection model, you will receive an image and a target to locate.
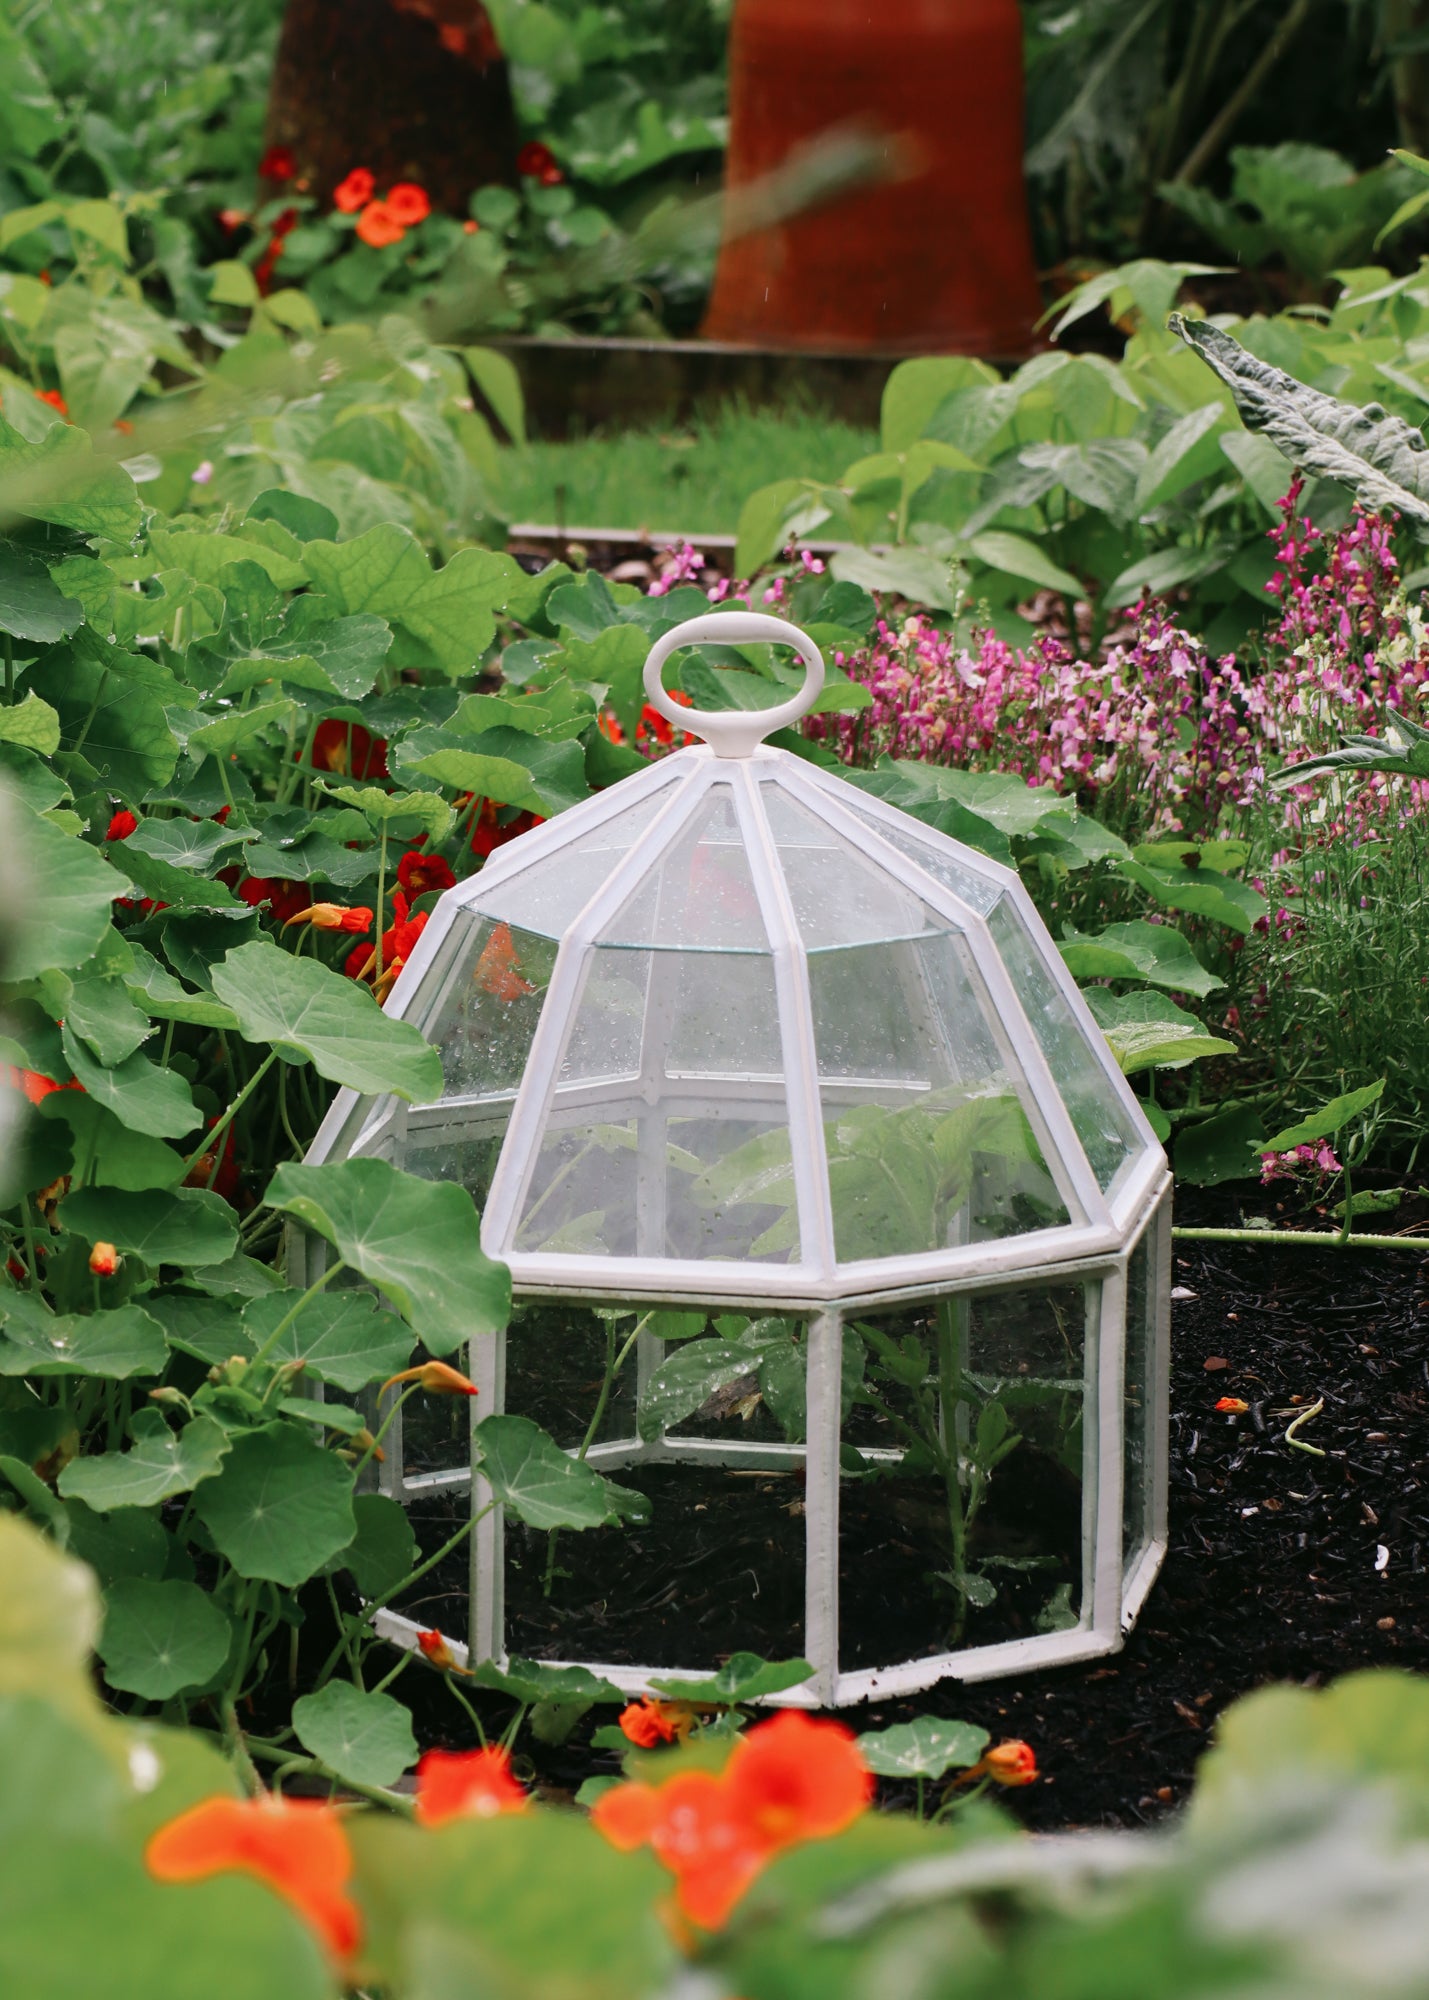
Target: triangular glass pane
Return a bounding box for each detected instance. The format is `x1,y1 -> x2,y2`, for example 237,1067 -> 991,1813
834,796 -> 1003,916
759,784 -> 941,948
600,783 -> 769,951
467,778 -> 682,940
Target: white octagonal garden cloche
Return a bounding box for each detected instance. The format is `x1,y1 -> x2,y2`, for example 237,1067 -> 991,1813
298,611 -> 1171,1705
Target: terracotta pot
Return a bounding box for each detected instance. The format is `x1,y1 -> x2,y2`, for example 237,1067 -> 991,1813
702,0 -> 1043,355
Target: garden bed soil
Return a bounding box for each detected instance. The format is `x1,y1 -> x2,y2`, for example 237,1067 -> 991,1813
374,1190 -> 1429,1830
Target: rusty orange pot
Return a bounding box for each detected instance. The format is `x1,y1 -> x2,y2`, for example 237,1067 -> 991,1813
702,0 -> 1043,355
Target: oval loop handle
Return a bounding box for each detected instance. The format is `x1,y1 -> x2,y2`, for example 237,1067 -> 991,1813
642,612 -> 825,759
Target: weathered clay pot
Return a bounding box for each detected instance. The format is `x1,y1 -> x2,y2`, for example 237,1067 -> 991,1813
702,0 -> 1043,355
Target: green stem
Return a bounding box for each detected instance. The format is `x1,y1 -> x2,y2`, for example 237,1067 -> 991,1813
1171,1227 -> 1422,1252
3,634 -> 12,704
221,1697 -> 264,1796
374,823 -> 390,984
70,668 -> 111,762
315,1503 -> 493,1687
443,1672 -> 489,1748
244,1740 -> 415,1815
179,1049 -> 279,1179
351,1380 -> 422,1481
370,1648 -> 418,1697
326,1573 -> 365,1689
249,1261 -> 346,1366
935,1298 -> 970,1645
543,1312 -> 649,1597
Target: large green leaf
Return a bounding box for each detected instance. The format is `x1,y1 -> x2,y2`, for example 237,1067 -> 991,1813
1081,990 -> 1234,1076
1170,313 -> 1429,528
191,1423 -> 355,1586
28,632 -> 180,798
334,1492 -> 416,1597
240,1288 -> 413,1392
0,540 -> 82,641
1118,856 -> 1267,936
467,1656 -> 624,1704
210,941 -> 442,1101
650,1654 -> 816,1704
1272,706 -> 1429,784
292,1682 -> 417,1788
1056,918 -> 1223,997
0,690 -> 60,755
98,1578 -> 232,1699
37,1095 -> 184,1192
47,966 -> 151,1066
60,1026 -> 200,1139
57,1187 -> 237,1268
0,413 -> 141,540
263,1158 -> 509,1352
1174,1103 -> 1266,1186
0,1303 -> 168,1380
637,1321 -> 801,1445
473,1414 -> 649,1531
304,527 -> 517,674
856,1716 -> 989,1779
1261,1079 -> 1385,1153
58,1410 -> 230,1510
6,808 -> 130,980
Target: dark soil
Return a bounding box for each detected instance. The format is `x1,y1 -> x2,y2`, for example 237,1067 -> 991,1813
381,1190 -> 1429,1830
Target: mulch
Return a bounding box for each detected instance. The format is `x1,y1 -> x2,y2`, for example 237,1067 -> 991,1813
377,1193 -> 1429,1829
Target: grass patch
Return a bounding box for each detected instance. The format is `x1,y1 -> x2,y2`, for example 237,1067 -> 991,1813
497,397 -> 877,535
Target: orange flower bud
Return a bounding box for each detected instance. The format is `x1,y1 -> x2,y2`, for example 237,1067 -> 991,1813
380,1360 -> 478,1398
284,903 -> 374,935
978,1739 -> 1039,1787
416,1628 -> 467,1673
88,1241 -> 121,1277
618,1698 -> 697,1748
1215,1396 -> 1249,1415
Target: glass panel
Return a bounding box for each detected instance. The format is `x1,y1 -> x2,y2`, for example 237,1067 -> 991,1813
467,778 -> 683,939
388,1301 -> 809,1673
839,1285 -> 1089,1671
836,796 -> 1003,916
516,946 -> 800,1262
760,786 -> 938,949
600,783 -> 767,952
811,933 -> 1070,1263
986,895 -> 1144,1192
1122,1208 -> 1162,1584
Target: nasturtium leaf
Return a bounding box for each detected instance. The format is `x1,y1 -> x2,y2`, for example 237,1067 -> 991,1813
263,1158 -> 509,1351
650,1654 -> 816,1704
0,1304 -> 168,1381
28,632 -> 180,798
192,1423 -> 356,1587
1174,1103 -> 1266,1187
0,412 -> 142,540
0,1453 -> 70,1537
63,1498 -> 169,1585
279,1396 -> 368,1436
211,942 -> 442,1102
468,1656 -> 624,1704
98,1578 -> 232,1699
57,1186 -> 238,1269
240,1288 -> 413,1392
122,817 -> 251,874
389,729 -> 547,815
6,807 -> 131,980
1057,918 -> 1224,997
323,781 -> 453,840
143,1292 -> 247,1366
0,690 -> 60,753
1261,1080 -> 1386,1153
60,1026 -> 199,1139
188,1251 -> 283,1298
46,967 -> 151,1066
38,1095 -> 184,1191
304,526 -> 517,674
0,539 -> 83,642
335,1492 -> 416,1597
855,1716 -> 990,1779
473,1414 -> 649,1531
187,699 -> 295,762
292,1681 -> 417,1788
121,945 -> 239,1031
58,1410 -> 230,1510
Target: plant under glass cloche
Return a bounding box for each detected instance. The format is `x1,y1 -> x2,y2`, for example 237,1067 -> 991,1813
296,612 -> 1171,1705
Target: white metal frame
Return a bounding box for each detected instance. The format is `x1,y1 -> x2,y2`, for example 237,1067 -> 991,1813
297,615 -> 1174,1703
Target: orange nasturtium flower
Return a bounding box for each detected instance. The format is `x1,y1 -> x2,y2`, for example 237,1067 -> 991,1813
385,182 -> 431,226
415,1746 -> 529,1826
146,1795 -> 361,1966
380,1359 -> 478,1397
475,921 -> 534,1003
88,1241 -> 120,1277
356,199 -> 406,249
333,167 -> 376,213
619,1698 -> 697,1749
416,1628 -> 468,1674
36,388 -> 69,418
593,1711 -> 872,1930
959,1739 -> 1039,1788
283,902 -> 374,935
1215,1396 -> 1249,1415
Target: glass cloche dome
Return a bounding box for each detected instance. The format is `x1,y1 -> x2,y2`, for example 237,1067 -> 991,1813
301,612 -> 1172,1705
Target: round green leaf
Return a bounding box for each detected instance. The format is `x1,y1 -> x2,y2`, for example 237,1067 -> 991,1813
0,541 -> 83,642
333,1492 -> 416,1597
263,1158 -> 509,1352
38,1095 -> 185,1192
191,1423 -> 355,1586
0,1304 -> 168,1381
291,1681 -> 417,1788
0,690 -> 61,754
211,941 -> 442,1102
7,808 -> 131,981
855,1716 -> 990,1780
58,1410 -> 230,1511
60,1026 -> 200,1139
58,1186 -> 238,1268
99,1578 -> 232,1699
474,1414 -> 649,1531
650,1654 -> 816,1704
241,1288 -> 413,1393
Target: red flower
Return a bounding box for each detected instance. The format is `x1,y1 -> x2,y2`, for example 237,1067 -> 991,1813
385,183 -> 430,226
468,796 -> 542,860
270,206 -> 299,242
516,141 -> 562,185
7,1067 -> 80,1106
333,168 -> 375,214
355,200 -> 406,249
474,921 -> 533,1003
259,146 -> 297,182
380,1359 -> 478,1397
146,1795 -> 361,1966
593,1711 -> 872,1930
184,1119 -> 239,1202
105,809 -> 138,841
309,719 -> 388,780
238,877 -> 312,926
88,1242 -> 120,1277
415,1747 -> 529,1826
36,389 -> 68,418
283,902 -> 374,935
397,848 -> 456,898
619,1698 -> 695,1749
